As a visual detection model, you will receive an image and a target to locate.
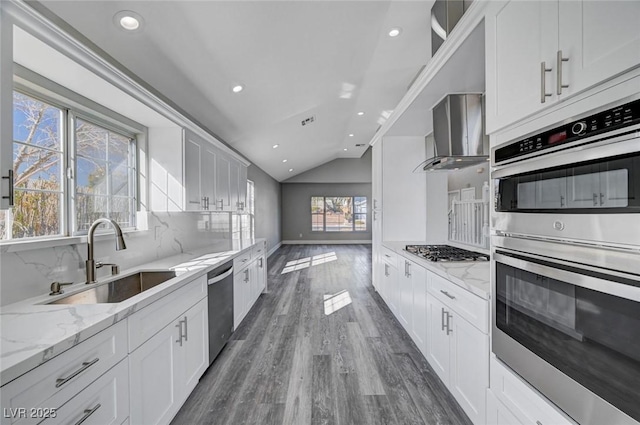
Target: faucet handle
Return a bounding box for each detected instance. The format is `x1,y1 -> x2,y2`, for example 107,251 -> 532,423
96,262 -> 120,275
50,282 -> 73,295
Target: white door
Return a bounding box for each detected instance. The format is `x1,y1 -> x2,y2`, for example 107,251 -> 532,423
183,136 -> 202,211
600,168 -> 629,208
129,322 -> 183,425
215,154 -> 231,210
182,298 -> 209,395
411,267 -> 428,357
559,1 -> 640,98
486,0 -> 558,132
449,313 -> 489,425
486,389 -> 525,425
426,295 -> 450,386
536,176 -> 567,209
460,187 -> 475,201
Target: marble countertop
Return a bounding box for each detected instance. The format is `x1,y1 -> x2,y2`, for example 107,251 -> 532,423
0,238 -> 264,386
382,241 -> 490,300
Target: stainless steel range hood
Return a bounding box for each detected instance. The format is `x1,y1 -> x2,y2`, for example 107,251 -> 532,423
415,94 -> 488,172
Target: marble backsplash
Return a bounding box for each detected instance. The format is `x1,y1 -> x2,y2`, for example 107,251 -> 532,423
0,211 -> 241,306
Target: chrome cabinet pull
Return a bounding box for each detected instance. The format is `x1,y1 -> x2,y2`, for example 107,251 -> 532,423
182,316 -> 188,342
446,312 -> 453,335
74,403 -> 101,425
244,268 -> 249,282
440,290 -> 456,300
384,263 -> 389,277
536,421 -> 543,425
2,169 -> 13,206
556,50 -> 569,95
600,193 -> 604,206
406,262 -> 411,277
55,358 -> 99,388
541,62 -> 553,103
384,254 -> 391,258
441,308 -> 447,331
560,195 -> 565,207
176,321 -> 183,346
593,193 -> 598,206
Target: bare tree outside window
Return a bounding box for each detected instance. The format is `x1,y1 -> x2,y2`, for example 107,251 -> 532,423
311,196 -> 367,232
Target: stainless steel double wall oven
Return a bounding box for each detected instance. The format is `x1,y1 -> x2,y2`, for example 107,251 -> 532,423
491,96 -> 640,425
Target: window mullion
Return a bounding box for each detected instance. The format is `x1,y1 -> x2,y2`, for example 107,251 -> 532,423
63,109 -> 71,237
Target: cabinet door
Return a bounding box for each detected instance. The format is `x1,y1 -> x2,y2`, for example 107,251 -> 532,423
536,175 -> 567,209
242,267 -> 253,317
183,135 -> 202,211
129,321 -> 183,425
233,272 -> 245,330
411,267 -> 428,357
426,295 -> 450,386
398,260 -> 413,331
567,166 -> 599,208
384,264 -> 399,316
237,164 -> 248,211
256,255 -> 266,294
559,1 -> 640,98
181,298 -> 209,395
229,160 -> 240,211
449,314 -> 489,425
600,168 -> 629,208
486,389 -> 524,425
215,154 -> 231,210
0,12 -> 12,210
486,1 -> 558,132
201,147 -> 217,211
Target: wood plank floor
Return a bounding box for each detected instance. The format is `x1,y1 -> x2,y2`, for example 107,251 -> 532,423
172,244 -> 472,425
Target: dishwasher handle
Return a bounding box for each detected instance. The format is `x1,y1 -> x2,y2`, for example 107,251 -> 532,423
208,266 -> 233,285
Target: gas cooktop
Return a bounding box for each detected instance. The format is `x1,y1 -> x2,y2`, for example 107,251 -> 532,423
405,245 -> 489,262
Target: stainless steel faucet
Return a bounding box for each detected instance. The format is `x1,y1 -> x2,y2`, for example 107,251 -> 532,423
86,218 -> 127,283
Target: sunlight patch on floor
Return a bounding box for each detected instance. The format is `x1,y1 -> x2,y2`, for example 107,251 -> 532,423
281,252 -> 338,274
323,290 -> 352,316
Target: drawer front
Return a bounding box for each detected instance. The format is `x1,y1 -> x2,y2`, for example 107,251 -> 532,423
381,246 -> 397,267
1,321 -> 127,425
490,357 -> 577,425
47,359 -> 129,425
128,275 -> 206,352
251,241 -> 266,259
428,272 -> 488,334
233,250 -> 252,271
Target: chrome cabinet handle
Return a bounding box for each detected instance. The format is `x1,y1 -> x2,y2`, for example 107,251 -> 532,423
440,290 -> 456,300
541,62 -> 552,103
2,169 -> 13,206
556,50 -> 569,95
406,262 -> 411,278
373,211 -> 377,221
74,403 -> 101,425
176,321 -> 183,346
446,312 -> 453,335
600,193 -> 604,206
55,358 -> 99,388
560,195 -> 565,207
441,308 -> 447,331
536,421 -> 543,425
244,268 -> 249,282
182,316 -> 188,342
593,193 -> 598,206
384,263 -> 389,277
384,254 -> 391,258
258,258 -> 263,268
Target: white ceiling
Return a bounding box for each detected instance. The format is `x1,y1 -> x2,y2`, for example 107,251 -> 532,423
37,0 -> 434,181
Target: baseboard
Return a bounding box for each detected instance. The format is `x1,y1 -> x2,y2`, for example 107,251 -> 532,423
281,240 -> 372,245
267,242 -> 282,257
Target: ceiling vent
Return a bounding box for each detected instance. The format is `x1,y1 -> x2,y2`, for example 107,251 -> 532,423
301,115 -> 316,126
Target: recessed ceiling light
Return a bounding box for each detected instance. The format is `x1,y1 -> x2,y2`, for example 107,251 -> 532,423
348,133 -> 354,137
289,168 -> 294,172
232,85 -> 244,93
282,159 -> 288,163
343,148 -> 348,151
114,11 -> 144,32
388,27 -> 402,37
272,144 -> 279,149
357,111 -> 365,116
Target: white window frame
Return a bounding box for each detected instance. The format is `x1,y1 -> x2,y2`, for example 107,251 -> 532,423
311,196 -> 368,232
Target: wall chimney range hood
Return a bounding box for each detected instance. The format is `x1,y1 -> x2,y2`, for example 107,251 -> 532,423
414,94 -> 488,172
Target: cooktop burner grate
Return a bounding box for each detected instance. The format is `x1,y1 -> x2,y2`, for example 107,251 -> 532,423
404,245 -> 489,262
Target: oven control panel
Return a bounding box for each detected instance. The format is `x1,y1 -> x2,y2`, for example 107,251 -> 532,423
495,98 -> 640,164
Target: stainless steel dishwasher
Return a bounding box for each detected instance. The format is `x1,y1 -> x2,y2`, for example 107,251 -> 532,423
207,261 -> 234,365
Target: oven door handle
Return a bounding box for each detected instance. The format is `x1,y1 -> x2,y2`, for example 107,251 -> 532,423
493,250 -> 640,303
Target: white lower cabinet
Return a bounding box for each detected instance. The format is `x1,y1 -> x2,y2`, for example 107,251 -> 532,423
427,273 -> 489,425
129,297 -> 208,425
49,359 -> 129,425
489,357 -> 576,425
233,246 -> 267,330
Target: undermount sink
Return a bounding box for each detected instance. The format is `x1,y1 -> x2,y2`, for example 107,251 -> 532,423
47,270 -> 177,305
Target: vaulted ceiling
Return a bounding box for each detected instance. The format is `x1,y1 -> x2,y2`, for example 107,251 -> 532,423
38,1 -> 434,181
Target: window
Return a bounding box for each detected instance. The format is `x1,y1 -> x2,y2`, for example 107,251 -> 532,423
1,89 -> 138,241
310,196 -> 367,232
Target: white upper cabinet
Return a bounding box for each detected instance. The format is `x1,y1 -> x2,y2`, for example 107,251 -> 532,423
486,0 -> 640,133
183,133 -> 203,211
0,10 -> 12,210
215,153 -> 231,211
